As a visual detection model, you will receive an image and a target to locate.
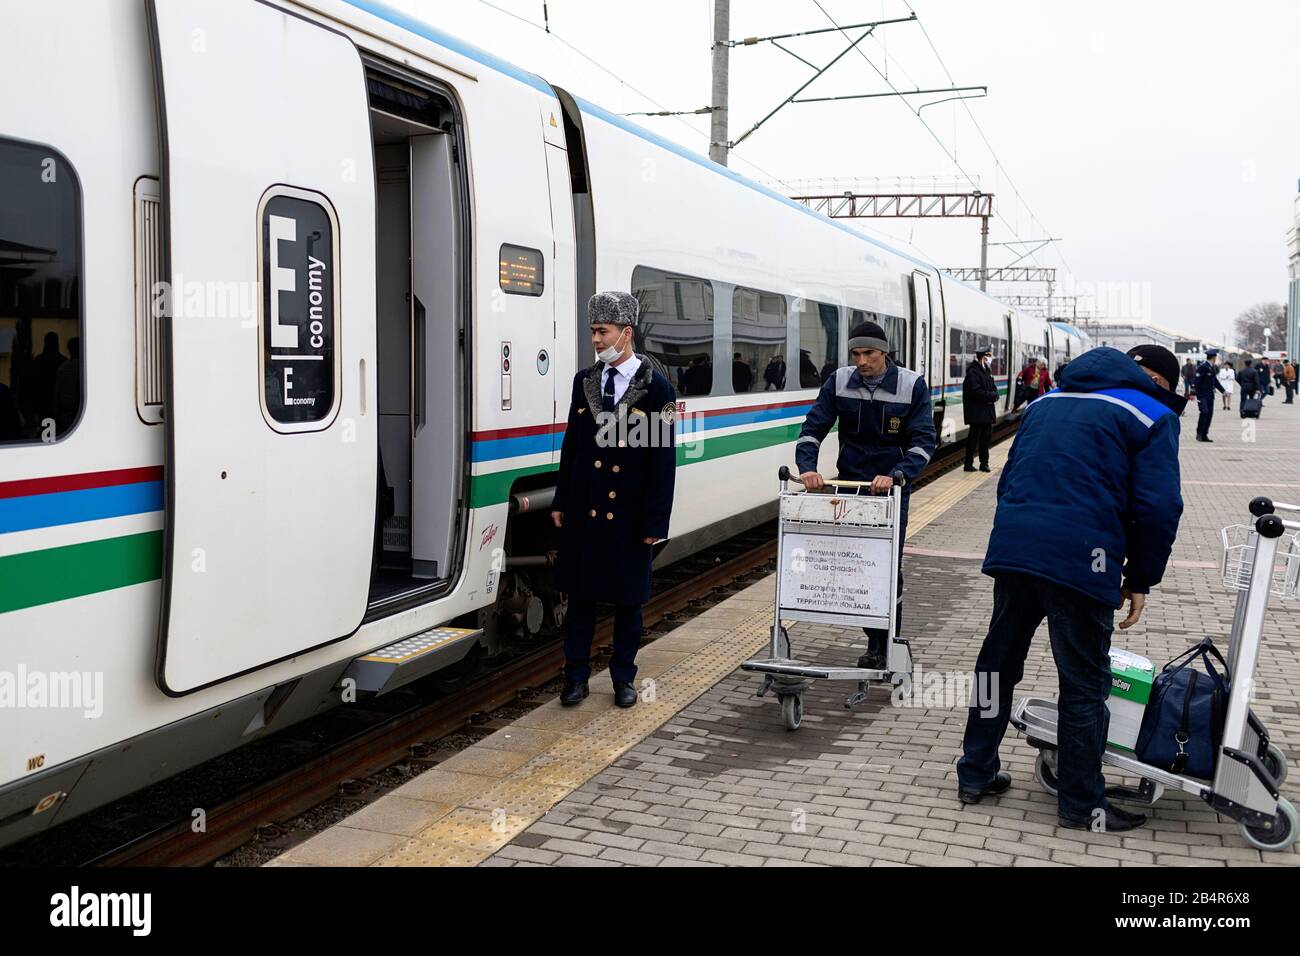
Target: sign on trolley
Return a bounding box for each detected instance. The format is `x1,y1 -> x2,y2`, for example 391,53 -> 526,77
742,467 -> 912,730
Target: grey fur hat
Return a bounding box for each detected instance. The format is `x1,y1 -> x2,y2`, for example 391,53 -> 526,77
588,290 -> 639,327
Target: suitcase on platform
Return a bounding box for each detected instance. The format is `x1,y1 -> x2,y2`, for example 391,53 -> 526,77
1241,396 -> 1262,418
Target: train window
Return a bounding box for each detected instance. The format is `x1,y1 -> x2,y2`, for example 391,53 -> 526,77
733,286 -> 786,393
797,299 -> 838,387
949,327 -> 964,379
849,308 -> 906,366
632,266 -> 714,396
0,138 -> 83,445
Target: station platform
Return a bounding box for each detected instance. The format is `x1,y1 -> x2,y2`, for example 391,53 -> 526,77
270,400 -> 1300,868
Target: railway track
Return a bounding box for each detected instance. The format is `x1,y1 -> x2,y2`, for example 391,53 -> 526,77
11,422 -> 1017,868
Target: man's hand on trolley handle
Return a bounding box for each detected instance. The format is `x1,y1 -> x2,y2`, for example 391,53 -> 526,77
552,509 -> 656,544
798,471 -> 894,495
1117,587 -> 1145,630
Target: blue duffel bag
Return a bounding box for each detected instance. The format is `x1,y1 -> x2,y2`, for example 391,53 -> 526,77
1135,638 -> 1229,780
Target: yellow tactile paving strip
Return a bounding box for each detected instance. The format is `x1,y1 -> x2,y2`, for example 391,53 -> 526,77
267,445 -> 1006,868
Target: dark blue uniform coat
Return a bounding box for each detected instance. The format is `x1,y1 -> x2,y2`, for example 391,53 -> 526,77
553,356 -> 677,605
794,360 -> 937,535
1194,359 -> 1225,438
984,347 -> 1184,606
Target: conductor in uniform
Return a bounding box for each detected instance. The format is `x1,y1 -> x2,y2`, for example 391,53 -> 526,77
551,292 -> 677,709
1193,349 -> 1225,442
795,320 -> 937,670
962,347 -> 998,472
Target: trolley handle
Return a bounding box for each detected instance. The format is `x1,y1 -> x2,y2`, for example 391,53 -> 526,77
779,467 -> 907,494
1250,496 -> 1300,517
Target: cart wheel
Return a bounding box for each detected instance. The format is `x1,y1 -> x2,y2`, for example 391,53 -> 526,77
781,694 -> 803,731
1238,797 -> 1297,852
1034,750 -> 1060,797
1263,743 -> 1289,786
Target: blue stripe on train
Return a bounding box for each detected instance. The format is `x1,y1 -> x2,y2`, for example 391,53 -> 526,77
0,481 -> 164,535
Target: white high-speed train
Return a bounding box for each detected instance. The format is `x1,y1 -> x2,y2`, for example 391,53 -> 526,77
0,0 -> 1089,847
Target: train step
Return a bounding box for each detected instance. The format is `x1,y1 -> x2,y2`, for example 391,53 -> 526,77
344,627 -> 482,696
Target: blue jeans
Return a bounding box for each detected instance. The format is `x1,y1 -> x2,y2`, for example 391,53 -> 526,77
564,597 -> 641,685
957,572 -> 1114,820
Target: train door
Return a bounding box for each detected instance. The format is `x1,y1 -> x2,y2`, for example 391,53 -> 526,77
147,0 -> 378,694
543,106 -> 576,461
1003,312 -> 1014,411
912,273 -> 931,383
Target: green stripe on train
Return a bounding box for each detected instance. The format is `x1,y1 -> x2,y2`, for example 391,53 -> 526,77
0,530 -> 163,614
469,420 -> 811,508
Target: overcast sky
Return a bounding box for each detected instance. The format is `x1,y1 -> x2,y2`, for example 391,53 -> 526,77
390,0 -> 1300,343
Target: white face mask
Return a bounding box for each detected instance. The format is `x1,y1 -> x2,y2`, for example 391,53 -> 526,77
596,327 -> 628,364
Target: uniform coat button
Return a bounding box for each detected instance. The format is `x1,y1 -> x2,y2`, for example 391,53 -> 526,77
589,509 -> 597,517
612,465 -> 620,473
606,512 -> 614,520
608,491 -> 616,499
594,460 -> 602,468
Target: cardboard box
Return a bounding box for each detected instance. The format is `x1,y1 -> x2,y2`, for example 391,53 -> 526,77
1107,648 -> 1155,752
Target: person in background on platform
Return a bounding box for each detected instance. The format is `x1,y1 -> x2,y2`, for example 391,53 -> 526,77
1194,349 -> 1225,441
1237,358 -> 1260,409
820,357 -> 836,384
1017,359 -> 1052,405
1180,358 -> 1196,402
796,320 -> 936,672
1285,360 -> 1296,404
956,344 -> 1185,832
962,347 -> 998,473
551,291 -> 677,710
1217,360 -> 1235,411
732,352 -> 753,393
1257,358 -> 1270,405
764,353 -> 786,391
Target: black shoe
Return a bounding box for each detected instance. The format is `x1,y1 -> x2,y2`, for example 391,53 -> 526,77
1059,804 -> 1147,833
560,680 -> 588,706
958,771 -> 1012,805
856,650 -> 885,670
1202,437 -> 1214,442
963,464 -> 976,472
614,682 -> 638,708
979,464 -> 991,473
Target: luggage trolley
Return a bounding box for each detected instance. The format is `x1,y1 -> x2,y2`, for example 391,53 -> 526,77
1011,495 -> 1298,850
741,466 -> 912,731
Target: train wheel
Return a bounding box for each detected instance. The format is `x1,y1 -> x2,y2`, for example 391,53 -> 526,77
430,646 -> 483,694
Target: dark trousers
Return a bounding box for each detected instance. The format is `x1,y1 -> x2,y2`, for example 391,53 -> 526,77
1286,383 -> 1294,404
1196,394 -> 1214,438
564,596 -> 641,685
964,423 -> 992,467
956,572 -> 1114,820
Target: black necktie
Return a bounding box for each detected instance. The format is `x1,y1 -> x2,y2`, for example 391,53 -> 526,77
602,368 -> 616,412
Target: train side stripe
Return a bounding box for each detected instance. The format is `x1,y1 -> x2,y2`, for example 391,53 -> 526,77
468,420 -> 822,508
0,531 -> 163,614
0,481 -> 165,535
0,466 -> 164,500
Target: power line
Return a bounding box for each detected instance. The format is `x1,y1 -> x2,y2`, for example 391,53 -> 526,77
473,0 -> 795,188
808,0 -> 1052,272
901,0 -> 1073,277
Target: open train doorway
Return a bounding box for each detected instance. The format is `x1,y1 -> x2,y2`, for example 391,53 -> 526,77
367,65 -> 468,607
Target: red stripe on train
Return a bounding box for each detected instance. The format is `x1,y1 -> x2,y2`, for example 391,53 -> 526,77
0,466 -> 165,500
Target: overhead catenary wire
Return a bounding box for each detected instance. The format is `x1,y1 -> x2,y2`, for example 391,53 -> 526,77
900,0 -> 1073,277
807,0 -> 1054,273
474,0 -> 797,189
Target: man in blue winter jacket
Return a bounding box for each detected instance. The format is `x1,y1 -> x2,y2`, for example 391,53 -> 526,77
956,345 -> 1185,833
796,320 -> 936,670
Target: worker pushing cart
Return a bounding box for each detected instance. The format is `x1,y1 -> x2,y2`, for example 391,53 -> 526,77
742,466 -> 912,730
1012,494 -> 1297,851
